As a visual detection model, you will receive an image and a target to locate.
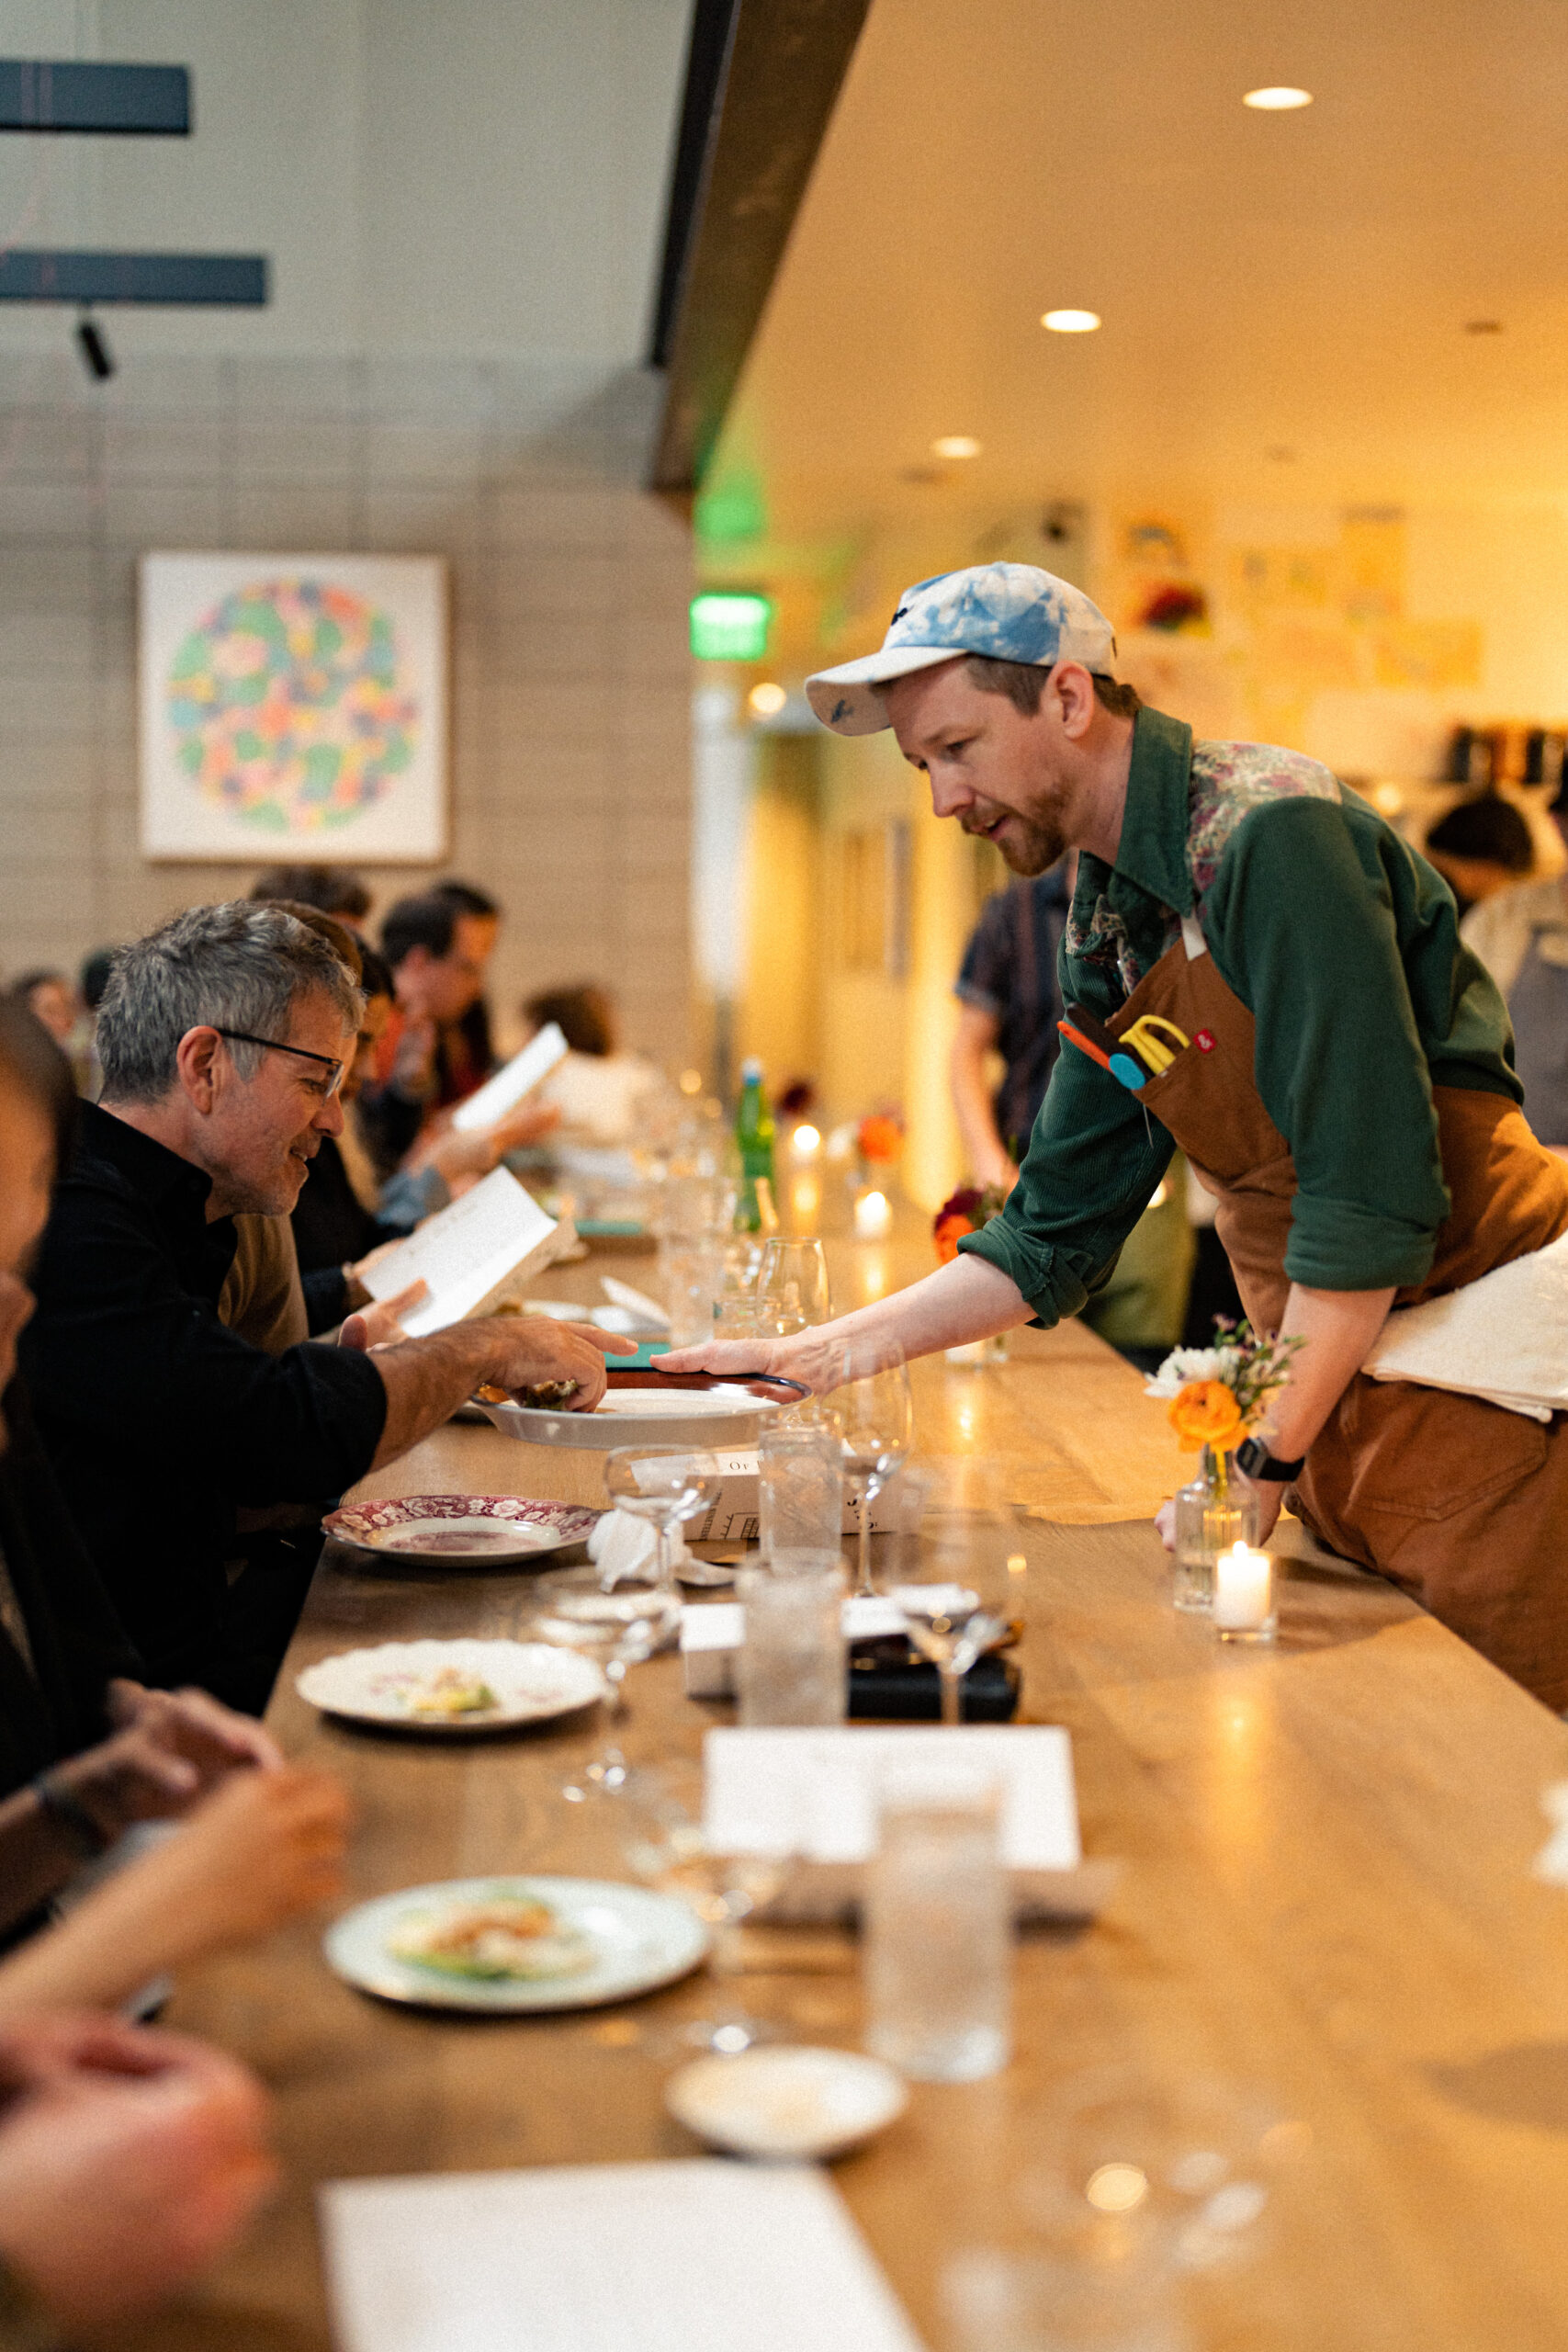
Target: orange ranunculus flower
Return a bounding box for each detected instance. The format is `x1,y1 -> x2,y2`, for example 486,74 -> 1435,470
933,1212 -> 973,1265
1168,1380 -> 1245,1453
857,1114 -> 904,1164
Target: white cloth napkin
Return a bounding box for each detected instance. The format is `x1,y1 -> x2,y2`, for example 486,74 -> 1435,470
587,1508 -> 690,1580
1360,1228 -> 1568,1421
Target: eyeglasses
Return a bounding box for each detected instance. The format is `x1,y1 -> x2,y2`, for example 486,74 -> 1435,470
214,1029 -> 345,1099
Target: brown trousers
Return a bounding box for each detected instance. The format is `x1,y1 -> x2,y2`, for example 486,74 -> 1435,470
1107,935 -> 1568,1707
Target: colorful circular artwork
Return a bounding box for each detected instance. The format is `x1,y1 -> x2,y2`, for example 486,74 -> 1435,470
166,579 -> 418,835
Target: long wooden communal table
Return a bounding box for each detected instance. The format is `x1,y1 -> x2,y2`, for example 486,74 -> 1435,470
110,1236 -> 1568,2352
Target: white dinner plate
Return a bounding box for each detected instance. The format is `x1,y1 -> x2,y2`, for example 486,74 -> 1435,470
666,2045 -> 908,2160
325,1876 -> 710,2011
321,1493 -> 601,1564
480,1383 -> 788,1451
295,1639 -> 607,1733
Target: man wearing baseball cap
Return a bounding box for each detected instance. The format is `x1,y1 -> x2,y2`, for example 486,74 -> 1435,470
666,559 -> 1568,1705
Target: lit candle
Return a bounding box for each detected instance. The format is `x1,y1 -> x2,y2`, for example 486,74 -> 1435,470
1213,1542 -> 1276,1641
791,1122 -> 822,1159
854,1188 -> 893,1238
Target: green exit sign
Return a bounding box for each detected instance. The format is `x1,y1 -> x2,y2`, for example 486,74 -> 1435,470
689,590 -> 772,661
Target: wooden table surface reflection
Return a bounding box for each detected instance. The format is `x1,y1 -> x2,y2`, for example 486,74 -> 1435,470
107,1234 -> 1568,2352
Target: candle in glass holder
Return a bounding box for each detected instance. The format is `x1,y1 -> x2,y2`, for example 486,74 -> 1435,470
1213,1542 -> 1276,1643
854,1188 -> 893,1238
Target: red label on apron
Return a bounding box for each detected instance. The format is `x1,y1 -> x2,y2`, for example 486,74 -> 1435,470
1195,1028 -> 1215,1053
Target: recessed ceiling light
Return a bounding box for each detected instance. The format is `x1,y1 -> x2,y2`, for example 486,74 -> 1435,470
748,681 -> 787,718
931,435 -> 982,459
1244,85 -> 1313,109
1042,309 -> 1100,334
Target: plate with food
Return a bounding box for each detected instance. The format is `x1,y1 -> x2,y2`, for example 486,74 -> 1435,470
321,1493 -> 600,1564
324,1875 -> 710,2011
476,1368 -> 809,1451
295,1638 -> 607,1733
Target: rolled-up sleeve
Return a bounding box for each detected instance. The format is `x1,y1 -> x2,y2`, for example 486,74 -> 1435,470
1203,798 -> 1450,1290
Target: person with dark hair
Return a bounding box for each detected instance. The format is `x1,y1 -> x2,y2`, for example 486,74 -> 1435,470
357,890 -> 488,1170
246,865 -> 372,930
522,983 -> 660,1145
524,983 -> 615,1059
18,903 -> 622,1709
1423,792 -> 1535,919
78,949 -> 118,1014
5,972 -> 78,1054
1463,777 -> 1568,1147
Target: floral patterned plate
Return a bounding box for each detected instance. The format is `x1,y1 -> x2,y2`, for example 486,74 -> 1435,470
321,1493 -> 600,1566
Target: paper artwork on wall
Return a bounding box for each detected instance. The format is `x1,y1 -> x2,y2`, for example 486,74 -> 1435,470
138,553 -> 447,862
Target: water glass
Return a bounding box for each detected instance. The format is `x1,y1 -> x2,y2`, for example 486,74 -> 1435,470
660,1235 -> 727,1347
757,1237 -> 831,1336
603,1446 -> 721,1589
824,1335 -> 914,1599
864,1765 -> 1010,2082
758,1421 -> 844,1565
737,1561 -> 846,1726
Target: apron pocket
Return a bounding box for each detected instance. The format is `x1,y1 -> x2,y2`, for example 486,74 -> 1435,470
1336,1374 -> 1548,1521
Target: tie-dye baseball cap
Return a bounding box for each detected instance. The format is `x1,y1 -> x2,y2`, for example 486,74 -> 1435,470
806,560 -> 1117,737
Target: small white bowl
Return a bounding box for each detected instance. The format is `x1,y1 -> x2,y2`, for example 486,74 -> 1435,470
665,2044 -> 908,2161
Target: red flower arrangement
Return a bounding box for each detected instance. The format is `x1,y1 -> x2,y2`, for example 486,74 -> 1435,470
857,1113 -> 904,1166
932,1183 -> 1009,1264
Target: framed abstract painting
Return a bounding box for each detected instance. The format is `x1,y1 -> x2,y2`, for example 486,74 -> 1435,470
138,552 -> 448,861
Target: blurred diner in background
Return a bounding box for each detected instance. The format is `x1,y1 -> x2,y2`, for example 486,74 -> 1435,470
6,2 -> 1568,2344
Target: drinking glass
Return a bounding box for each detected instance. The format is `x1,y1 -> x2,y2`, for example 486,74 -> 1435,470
737,1560 -> 846,1725
757,1237 -> 831,1336
603,1445 -> 721,1590
758,1419 -> 844,1564
526,1563 -> 682,1797
888,1455 -> 1019,1725
864,1762 -> 1010,2081
825,1336 -> 913,1599
615,1763 -> 793,2052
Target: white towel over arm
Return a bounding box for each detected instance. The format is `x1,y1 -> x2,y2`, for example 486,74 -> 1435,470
1360,1229 -> 1568,1422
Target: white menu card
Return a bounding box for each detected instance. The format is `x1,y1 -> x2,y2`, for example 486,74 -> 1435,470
703,1725 -> 1082,1870
320,2159 -> 923,2352
361,1165 -> 568,1338
449,1021 -> 568,1134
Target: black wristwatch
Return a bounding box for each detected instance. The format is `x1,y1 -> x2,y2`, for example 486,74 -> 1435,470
1235,1436 -> 1306,1484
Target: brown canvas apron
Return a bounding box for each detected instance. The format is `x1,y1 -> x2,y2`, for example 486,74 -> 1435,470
1107,925 -> 1568,1706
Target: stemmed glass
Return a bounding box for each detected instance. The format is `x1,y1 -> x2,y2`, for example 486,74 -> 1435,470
525,1562 -> 682,1797
886,1456 -> 1020,1724
757,1238 -> 831,1337
614,1764 -> 793,2053
825,1336 -> 913,1599
603,1444 -> 723,1589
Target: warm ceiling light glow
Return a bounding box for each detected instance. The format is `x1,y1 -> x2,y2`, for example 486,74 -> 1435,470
792,1122 -> 821,1157
1243,85 -> 1312,109
931,435 -> 982,459
1042,308 -> 1100,334
748,681 -> 787,717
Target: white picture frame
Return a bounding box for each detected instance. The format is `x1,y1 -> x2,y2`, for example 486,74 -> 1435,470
138,552 -> 448,862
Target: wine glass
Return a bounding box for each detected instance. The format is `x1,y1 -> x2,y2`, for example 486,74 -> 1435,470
824,1336 -> 913,1599
757,1238 -> 831,1337
614,1763 -> 793,2053
525,1563 -> 682,1797
603,1444 -> 723,1589
887,1455 -> 1021,1724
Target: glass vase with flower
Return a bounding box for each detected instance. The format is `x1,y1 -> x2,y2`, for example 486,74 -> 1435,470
1146,1318 -> 1304,1614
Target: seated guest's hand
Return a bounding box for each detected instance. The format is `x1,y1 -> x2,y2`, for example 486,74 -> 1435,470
410,1098 -> 561,1186
41,1681 -> 285,1844
343,1277 -> 429,1347
0,1769 -> 351,2018
0,2011 -> 276,2328
483,1317 -> 635,1412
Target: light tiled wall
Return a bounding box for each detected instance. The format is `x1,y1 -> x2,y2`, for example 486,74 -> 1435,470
0,351 -> 694,1067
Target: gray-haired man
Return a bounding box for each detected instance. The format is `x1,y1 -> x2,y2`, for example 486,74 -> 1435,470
19,903 -> 619,1710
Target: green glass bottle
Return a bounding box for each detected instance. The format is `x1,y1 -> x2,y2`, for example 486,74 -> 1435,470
734,1056 -> 775,1233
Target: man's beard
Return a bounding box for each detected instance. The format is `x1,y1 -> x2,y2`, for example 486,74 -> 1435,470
964,800 -> 1067,877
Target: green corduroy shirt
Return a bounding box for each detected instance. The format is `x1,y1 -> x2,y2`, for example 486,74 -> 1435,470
958,707 -> 1519,1324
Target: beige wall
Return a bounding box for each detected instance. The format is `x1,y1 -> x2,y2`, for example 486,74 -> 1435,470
0,355 -> 694,1067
